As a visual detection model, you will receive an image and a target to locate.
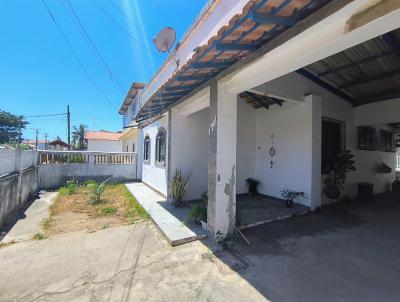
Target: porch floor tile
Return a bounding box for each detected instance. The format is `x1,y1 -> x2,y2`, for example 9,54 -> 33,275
125,183 -> 207,246
237,194 -> 310,229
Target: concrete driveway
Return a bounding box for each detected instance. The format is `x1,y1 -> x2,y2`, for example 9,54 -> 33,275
234,193 -> 400,302
0,223 -> 265,302
1,193 -> 400,302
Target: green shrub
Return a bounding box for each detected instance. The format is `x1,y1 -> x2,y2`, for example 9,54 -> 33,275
58,180 -> 78,195
188,191 -> 208,223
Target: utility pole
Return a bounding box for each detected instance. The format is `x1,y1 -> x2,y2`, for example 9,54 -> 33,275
44,133 -> 48,150
67,105 -> 71,150
35,129 -> 39,150
18,120 -> 22,148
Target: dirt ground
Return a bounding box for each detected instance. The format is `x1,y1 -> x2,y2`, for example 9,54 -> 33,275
43,184 -> 149,237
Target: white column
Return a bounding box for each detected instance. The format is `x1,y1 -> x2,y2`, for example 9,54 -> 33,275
305,94 -> 322,210
208,80 -> 237,240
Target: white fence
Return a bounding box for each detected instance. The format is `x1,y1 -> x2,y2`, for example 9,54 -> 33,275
0,149 -> 38,176
37,150 -> 138,188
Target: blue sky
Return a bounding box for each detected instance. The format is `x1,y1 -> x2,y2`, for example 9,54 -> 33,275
0,0 -> 207,142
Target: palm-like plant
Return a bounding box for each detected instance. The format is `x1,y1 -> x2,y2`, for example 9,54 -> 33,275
170,169 -> 190,207
72,124 -> 87,150
323,150 -> 356,199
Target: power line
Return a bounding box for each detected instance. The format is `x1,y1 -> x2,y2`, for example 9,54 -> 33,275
106,0 -> 143,34
93,0 -> 164,58
24,113 -> 66,118
61,0 -> 126,94
40,0 -> 116,109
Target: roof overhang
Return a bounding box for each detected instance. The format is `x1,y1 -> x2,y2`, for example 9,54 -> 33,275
119,82 -> 146,115
135,0 -> 338,122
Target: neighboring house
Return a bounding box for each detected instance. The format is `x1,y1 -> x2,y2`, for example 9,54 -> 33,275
118,83 -> 144,154
24,139 -> 46,150
85,131 -> 122,152
48,139 -> 69,151
119,0 -> 400,240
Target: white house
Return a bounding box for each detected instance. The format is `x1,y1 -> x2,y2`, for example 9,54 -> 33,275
47,139 -> 69,151
120,0 -> 400,241
85,131 -> 122,152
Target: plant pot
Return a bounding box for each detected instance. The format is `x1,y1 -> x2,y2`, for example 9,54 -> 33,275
171,197 -> 184,207
286,199 -> 293,208
324,185 -> 341,199
200,220 -> 207,232
392,180 -> 400,193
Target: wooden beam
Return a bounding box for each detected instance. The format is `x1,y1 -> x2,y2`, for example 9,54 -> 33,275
250,12 -> 297,26
215,43 -> 258,51
192,60 -> 237,69
176,75 -> 210,82
165,85 -> 197,92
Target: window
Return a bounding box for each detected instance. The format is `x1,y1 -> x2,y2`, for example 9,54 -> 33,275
380,129 -> 395,152
322,117 -> 346,174
132,143 -> 135,152
126,145 -> 128,152
143,136 -> 150,163
155,128 -> 166,166
357,126 -> 377,151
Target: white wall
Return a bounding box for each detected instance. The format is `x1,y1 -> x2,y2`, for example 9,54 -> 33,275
141,114 -> 169,196
236,99 -> 256,194
170,108 -> 209,201
253,101 -> 314,206
257,72 -> 399,205
87,140 -> 122,152
121,137 -> 137,153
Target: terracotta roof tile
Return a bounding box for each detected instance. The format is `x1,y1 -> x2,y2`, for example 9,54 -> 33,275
84,131 -> 122,141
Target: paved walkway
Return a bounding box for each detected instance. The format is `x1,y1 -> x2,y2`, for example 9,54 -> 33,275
125,183 -> 207,246
1,192 -> 57,243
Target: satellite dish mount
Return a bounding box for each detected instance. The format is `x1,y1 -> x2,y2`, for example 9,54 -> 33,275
153,26 -> 179,69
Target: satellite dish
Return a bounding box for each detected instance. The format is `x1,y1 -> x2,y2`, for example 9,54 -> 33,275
153,26 -> 176,53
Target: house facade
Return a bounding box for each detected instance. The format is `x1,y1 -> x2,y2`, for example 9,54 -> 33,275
85,131 -> 122,152
120,0 -> 400,240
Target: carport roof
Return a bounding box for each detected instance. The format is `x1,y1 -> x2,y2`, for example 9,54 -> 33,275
299,28 -> 400,106
135,0 -> 332,122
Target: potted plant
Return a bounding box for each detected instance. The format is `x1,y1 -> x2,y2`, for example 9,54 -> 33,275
170,169 -> 190,207
281,190 -> 305,207
245,178 -> 260,196
323,150 -> 356,199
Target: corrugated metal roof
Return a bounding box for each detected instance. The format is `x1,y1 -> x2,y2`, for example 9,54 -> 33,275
303,28 -> 400,106
136,0 -> 331,121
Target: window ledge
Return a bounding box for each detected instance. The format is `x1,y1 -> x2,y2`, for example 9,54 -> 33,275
155,161 -> 165,168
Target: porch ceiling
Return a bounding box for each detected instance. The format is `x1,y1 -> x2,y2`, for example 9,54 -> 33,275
298,28 -> 400,106
135,0 -> 332,122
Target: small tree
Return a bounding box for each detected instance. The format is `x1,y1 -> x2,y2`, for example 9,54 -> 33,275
0,110 -> 28,144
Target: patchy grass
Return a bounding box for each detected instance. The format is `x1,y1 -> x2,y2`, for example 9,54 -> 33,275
0,241 -> 15,249
100,206 -> 118,215
42,183 -> 148,237
33,233 -> 45,240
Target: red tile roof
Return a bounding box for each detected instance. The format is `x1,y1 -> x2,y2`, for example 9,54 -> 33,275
84,131 -> 122,141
